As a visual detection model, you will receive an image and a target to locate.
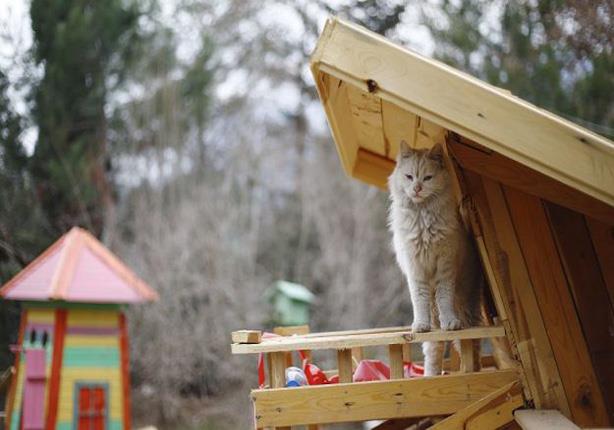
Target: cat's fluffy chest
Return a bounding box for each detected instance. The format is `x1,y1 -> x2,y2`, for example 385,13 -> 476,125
391,200 -> 459,257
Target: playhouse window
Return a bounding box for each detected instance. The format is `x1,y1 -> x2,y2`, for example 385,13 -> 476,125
75,383 -> 108,430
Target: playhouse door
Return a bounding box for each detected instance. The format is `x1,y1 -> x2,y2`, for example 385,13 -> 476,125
76,385 -> 107,430
23,348 -> 46,430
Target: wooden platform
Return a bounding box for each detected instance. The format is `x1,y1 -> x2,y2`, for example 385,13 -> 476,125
232,325 -> 505,354
231,325 -> 522,429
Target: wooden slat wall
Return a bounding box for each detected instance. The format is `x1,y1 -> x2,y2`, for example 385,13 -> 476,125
545,203 -> 614,424
504,187 -> 610,427
460,170 -> 567,412
450,134 -> 614,425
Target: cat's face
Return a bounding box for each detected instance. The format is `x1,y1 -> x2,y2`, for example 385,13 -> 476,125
390,141 -> 449,204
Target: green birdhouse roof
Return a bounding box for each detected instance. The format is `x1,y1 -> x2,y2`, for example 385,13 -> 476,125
266,281 -> 315,303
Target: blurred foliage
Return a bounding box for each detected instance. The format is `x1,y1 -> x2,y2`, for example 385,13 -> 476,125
424,0 -> 614,138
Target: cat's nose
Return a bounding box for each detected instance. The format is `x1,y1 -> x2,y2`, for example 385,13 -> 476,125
414,183 -> 423,193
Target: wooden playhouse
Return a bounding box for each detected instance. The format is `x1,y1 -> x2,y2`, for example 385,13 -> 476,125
231,17 -> 614,429
1,227 -> 158,430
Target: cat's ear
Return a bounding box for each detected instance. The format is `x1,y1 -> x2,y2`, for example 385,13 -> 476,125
399,140 -> 412,158
427,143 -> 444,164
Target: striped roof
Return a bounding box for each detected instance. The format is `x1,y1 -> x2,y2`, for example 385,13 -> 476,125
0,227 -> 158,303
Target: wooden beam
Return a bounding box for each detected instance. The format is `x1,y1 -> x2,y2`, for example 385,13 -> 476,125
430,381 -> 523,430
231,330 -> 262,344
232,326 -> 505,354
514,410 -> 580,430
310,18 -> 614,206
448,136 -> 614,225
504,186 -> 610,427
252,370 -> 519,427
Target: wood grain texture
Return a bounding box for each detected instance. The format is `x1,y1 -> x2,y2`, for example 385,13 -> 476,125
337,349 -> 353,383
545,203 -> 614,423
252,370 -> 519,427
586,218 -> 614,311
459,339 -> 474,374
430,381 -> 522,430
464,172 -> 569,413
504,186 -> 609,426
231,330 -> 262,344
310,18 -> 614,206
232,326 -> 505,354
388,344 -> 404,379
448,136 -> 614,225
352,148 -> 394,189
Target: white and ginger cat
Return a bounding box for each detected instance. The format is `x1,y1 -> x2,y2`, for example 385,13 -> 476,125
389,140 -> 483,376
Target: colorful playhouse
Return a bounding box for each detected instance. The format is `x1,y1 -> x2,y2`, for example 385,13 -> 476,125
0,227 -> 157,430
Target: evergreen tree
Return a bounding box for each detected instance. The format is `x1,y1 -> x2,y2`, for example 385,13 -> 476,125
424,0 -> 613,138
29,0 -> 143,238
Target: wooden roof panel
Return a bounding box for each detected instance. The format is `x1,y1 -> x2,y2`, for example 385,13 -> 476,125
310,18 -> 614,208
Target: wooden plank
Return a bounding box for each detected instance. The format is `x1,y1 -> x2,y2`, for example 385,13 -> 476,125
466,393 -> 523,430
269,351 -> 290,430
514,410 -> 580,430
544,203 -> 614,423
314,74 -> 360,180
381,99 -> 418,159
231,330 -> 262,344
352,147 -> 394,189
459,339 -> 474,373
337,349 -> 353,383
310,18 -> 614,206
504,186 -> 610,427
448,136 -> 614,225
388,344 -> 404,379
586,218 -> 614,311
252,370 -> 519,427
232,326 -> 505,354
346,83 -> 386,156
430,381 -> 522,430
467,172 -> 570,413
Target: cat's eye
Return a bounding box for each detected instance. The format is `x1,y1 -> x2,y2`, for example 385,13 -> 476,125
423,175 -> 433,181
405,174 -> 413,181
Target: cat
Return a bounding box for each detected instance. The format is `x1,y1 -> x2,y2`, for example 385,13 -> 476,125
388,140 -> 483,376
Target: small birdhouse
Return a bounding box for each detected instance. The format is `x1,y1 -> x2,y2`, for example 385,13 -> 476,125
265,281 -> 315,327
0,227 -> 157,430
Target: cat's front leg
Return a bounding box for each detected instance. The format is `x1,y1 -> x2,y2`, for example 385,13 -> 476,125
435,260 -> 462,331
408,278 -> 432,332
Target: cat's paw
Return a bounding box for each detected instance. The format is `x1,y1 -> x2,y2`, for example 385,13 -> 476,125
412,321 -> 431,332
440,317 -> 462,331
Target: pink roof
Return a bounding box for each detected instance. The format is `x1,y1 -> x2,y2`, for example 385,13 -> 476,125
0,227 -> 158,303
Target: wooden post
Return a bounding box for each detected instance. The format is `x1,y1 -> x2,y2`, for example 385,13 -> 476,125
460,339 -> 474,373
337,349 -> 353,383
389,344 -> 404,379
269,352 -> 290,430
